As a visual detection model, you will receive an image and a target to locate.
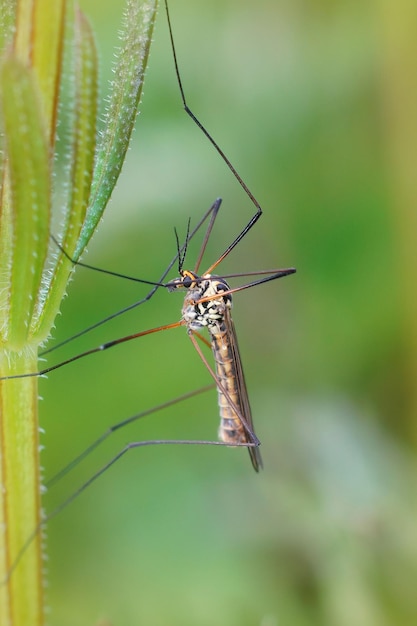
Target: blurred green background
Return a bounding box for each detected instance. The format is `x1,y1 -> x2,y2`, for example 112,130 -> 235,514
39,0 -> 417,624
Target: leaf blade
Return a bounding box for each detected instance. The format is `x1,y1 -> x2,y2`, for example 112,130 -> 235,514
35,6 -> 99,338
0,58 -> 50,348
75,0 -> 158,257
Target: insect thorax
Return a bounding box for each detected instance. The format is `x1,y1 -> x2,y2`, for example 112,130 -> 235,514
180,273 -> 232,333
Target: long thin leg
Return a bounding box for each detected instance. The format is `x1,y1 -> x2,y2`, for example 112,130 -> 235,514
51,234 -> 166,288
196,268 -> 297,306
193,199 -> 221,273
164,0 -> 264,273
1,321 -> 184,381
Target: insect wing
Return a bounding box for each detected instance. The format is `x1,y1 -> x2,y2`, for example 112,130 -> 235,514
217,307 -> 263,471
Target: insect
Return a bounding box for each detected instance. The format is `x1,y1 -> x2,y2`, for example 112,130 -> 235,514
167,205 -> 294,472
2,0 -> 296,598
9,198 -> 294,465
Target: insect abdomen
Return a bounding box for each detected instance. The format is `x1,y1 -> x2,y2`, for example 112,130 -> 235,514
211,332 -> 248,446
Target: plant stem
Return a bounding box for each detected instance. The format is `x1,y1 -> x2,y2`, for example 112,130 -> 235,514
0,352 -> 44,626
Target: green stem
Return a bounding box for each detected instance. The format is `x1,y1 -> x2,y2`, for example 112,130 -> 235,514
0,351 -> 44,626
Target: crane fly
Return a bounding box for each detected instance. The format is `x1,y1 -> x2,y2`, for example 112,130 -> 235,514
167,206 -> 294,471
1,0 -> 296,585
4,197 -> 294,470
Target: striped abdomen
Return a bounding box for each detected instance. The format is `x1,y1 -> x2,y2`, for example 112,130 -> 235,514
210,309 -> 262,472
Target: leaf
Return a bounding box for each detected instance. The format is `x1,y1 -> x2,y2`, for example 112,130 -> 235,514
35,6 -> 99,338
0,59 -> 50,349
75,0 -> 158,258
63,7 -> 98,252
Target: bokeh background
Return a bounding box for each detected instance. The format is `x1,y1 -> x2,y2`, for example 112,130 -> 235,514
39,0 -> 417,624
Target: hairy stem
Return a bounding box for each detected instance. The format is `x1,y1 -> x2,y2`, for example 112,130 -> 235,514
0,352 -> 44,626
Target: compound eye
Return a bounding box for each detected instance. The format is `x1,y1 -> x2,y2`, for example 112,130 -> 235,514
183,275 -> 192,289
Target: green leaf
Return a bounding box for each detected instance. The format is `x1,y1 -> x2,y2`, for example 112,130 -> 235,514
66,7 -> 98,241
75,0 -> 158,258
0,59 -> 50,349
35,6 -> 99,338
